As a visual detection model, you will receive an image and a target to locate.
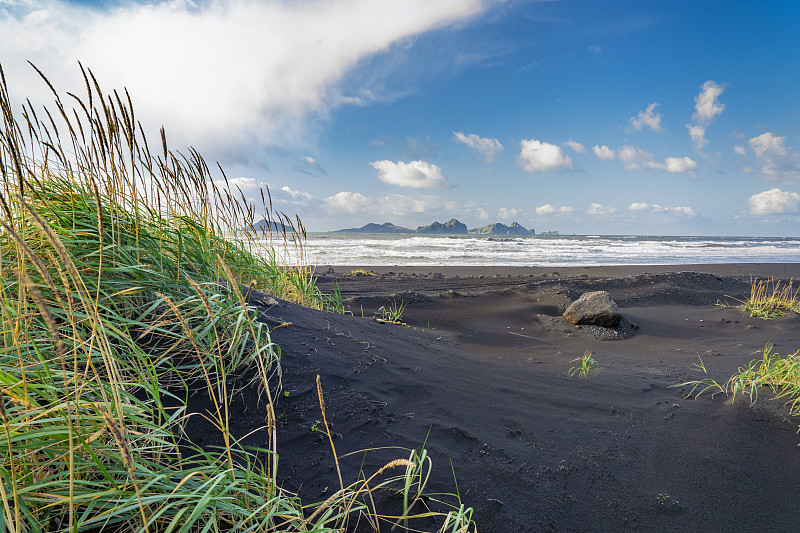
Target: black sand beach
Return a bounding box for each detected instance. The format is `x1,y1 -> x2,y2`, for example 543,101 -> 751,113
201,263 -> 800,532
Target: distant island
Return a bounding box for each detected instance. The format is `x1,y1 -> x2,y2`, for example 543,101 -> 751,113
333,218 -> 542,236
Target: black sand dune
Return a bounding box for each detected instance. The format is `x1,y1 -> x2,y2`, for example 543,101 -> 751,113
190,264 -> 800,532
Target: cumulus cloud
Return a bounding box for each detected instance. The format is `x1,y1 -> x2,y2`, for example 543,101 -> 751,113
617,146 -> 657,171
593,145 -> 616,160
587,203 -> 616,217
692,81 -> 726,122
629,102 -> 662,132
535,204 -> 574,216
564,139 -> 586,153
280,185 -> 315,205
629,202 -> 696,217
664,156 -> 698,173
668,206 -> 697,216
498,207 -> 523,220
686,80 -> 725,150
749,132 -> 787,158
617,146 -> 697,174
518,139 -> 573,173
453,131 -> 504,162
324,191 -> 371,214
748,188 -> 800,215
734,145 -> 747,156
746,132 -> 800,182
0,0 -> 488,156
370,160 -> 449,188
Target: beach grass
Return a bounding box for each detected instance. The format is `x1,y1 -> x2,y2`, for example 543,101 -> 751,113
347,268 -> 377,277
681,347 -> 800,416
723,276 -> 800,319
0,64 -> 474,532
567,350 -> 598,378
376,301 -> 407,324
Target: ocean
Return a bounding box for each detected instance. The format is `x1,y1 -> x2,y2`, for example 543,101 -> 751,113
283,233 -> 800,267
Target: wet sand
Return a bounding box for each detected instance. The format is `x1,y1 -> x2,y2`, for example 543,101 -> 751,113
192,263 -> 800,532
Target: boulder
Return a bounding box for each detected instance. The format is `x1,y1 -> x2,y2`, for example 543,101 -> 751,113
562,291 -> 621,327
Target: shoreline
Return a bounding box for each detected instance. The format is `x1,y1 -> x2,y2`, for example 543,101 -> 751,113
319,262 -> 800,279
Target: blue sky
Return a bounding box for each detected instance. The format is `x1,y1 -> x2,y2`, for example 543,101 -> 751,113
2,0 -> 799,235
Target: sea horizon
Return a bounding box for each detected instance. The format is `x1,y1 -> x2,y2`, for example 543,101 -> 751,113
264,233 -> 800,267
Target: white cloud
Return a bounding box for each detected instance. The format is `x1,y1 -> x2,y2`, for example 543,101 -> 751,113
650,204 -> 697,216
593,145 -> 616,160
587,203 -> 616,217
370,160 -> 449,188
629,202 -> 696,217
518,139 -> 573,173
280,186 -> 315,204
535,204 -> 573,216
747,132 -> 800,182
453,131 -> 504,162
749,132 -> 787,158
669,206 -> 697,217
617,146 -> 657,171
617,146 -> 696,174
0,0 -> 487,156
748,188 -> 800,215
664,156 -> 698,173
498,207 -> 523,220
734,145 -> 747,156
629,102 -> 662,132
692,80 -> 725,122
564,139 -> 586,153
324,191 -> 371,214
686,80 -> 725,150
686,124 -> 706,148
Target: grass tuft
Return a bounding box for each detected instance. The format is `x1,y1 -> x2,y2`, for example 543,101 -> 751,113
346,268 -> 377,277
720,276 -> 800,319
376,300 -> 407,324
680,347 -> 800,416
567,350 -> 599,378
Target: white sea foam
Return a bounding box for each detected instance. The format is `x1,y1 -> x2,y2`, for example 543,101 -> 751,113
262,234 -> 800,267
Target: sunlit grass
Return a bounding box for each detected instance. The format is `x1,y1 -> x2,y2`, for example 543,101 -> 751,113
376,300 -> 407,324
346,268 -> 377,277
0,63 -> 474,532
680,347 -> 800,416
720,276 -> 800,319
567,350 -> 598,378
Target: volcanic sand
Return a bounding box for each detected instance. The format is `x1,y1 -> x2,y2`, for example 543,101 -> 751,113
192,263 -> 800,532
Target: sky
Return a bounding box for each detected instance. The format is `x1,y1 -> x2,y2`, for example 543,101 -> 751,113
2,0 -> 799,235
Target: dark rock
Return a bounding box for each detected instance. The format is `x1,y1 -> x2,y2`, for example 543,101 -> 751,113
469,221 -> 534,236
562,291 -> 621,327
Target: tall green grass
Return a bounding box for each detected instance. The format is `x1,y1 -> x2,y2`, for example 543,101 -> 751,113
0,64 -> 474,532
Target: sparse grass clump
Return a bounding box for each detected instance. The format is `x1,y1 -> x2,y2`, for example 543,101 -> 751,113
567,350 -> 599,378
376,300 -> 407,324
0,64 -> 474,532
681,347 -> 800,416
347,268 -> 377,277
722,276 -> 800,319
